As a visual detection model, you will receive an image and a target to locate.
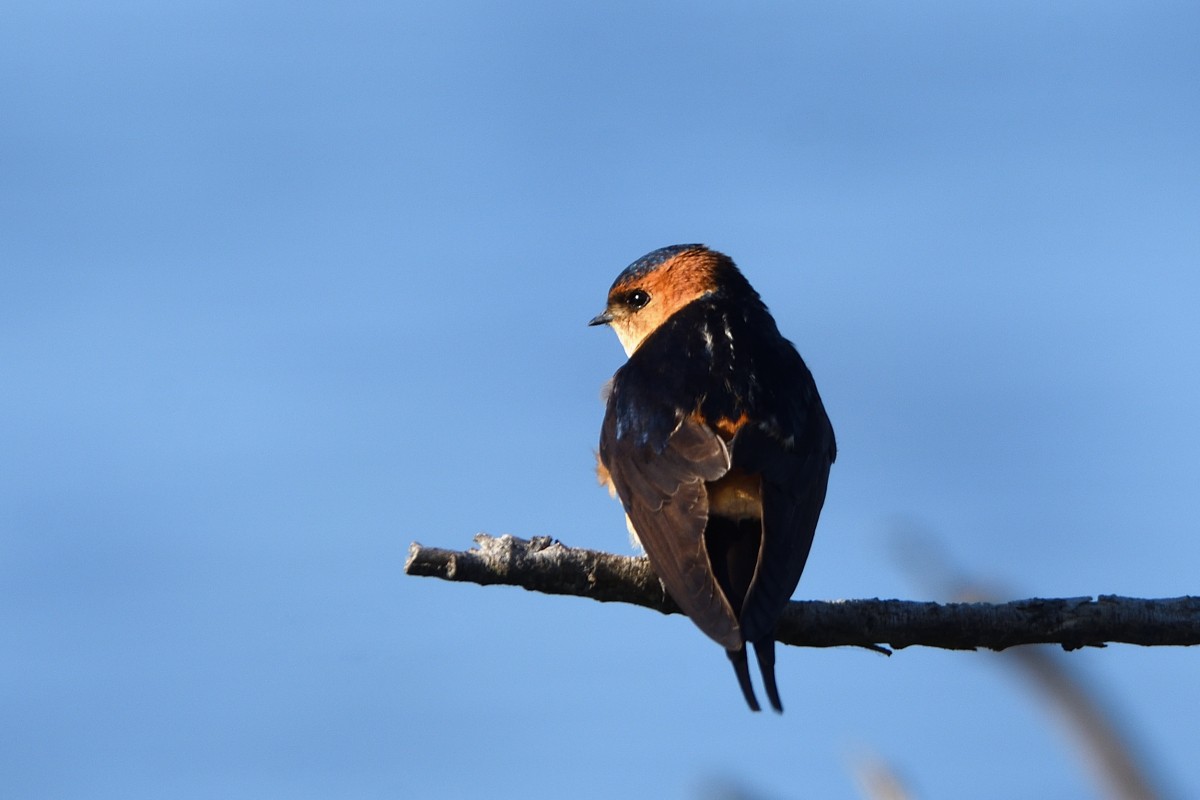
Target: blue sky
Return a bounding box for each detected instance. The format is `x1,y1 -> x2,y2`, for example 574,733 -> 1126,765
3,2 -> 1198,798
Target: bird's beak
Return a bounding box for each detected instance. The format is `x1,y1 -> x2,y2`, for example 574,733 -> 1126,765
588,310 -> 613,327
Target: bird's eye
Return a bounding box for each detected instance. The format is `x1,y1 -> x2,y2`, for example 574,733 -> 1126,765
626,290 -> 650,309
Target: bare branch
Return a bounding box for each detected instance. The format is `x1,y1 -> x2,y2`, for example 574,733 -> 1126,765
405,534 -> 1200,652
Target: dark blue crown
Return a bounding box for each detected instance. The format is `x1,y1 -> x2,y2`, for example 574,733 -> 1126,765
611,244 -> 706,289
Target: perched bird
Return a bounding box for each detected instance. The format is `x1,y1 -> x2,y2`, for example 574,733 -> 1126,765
590,244 -> 836,713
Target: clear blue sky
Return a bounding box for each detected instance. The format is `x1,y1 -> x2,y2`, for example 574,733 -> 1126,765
3,2 -> 1198,798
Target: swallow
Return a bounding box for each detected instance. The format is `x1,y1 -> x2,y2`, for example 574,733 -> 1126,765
590,244 -> 836,713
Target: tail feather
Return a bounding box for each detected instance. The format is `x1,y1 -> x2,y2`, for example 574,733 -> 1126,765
753,639 -> 783,713
726,647 -> 761,712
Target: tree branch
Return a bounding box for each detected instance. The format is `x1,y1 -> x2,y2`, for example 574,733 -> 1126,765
405,534 -> 1200,653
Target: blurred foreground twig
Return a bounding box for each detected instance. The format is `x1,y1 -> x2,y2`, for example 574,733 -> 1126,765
889,530 -> 1166,800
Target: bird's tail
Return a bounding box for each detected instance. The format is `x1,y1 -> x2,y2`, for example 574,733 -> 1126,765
753,639 -> 783,713
726,647 -> 761,712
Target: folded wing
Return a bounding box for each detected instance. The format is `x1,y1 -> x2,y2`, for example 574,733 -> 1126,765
600,411 -> 742,650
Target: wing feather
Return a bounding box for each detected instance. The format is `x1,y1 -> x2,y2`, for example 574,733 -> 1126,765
601,411 -> 742,650
732,421 -> 834,643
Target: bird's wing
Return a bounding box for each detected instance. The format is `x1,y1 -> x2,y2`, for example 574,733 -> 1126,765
600,407 -> 743,651
732,412 -> 835,643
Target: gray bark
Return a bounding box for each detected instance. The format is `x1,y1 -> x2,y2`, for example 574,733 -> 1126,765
405,534 -> 1200,653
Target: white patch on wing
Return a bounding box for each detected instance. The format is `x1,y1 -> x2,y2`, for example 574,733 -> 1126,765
701,324 -> 713,355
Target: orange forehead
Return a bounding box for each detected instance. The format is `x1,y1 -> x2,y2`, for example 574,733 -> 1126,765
609,247 -> 723,302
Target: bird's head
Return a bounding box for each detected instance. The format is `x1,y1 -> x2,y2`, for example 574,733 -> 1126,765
589,244 -> 734,356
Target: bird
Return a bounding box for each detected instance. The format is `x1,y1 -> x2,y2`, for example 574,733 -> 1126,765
590,244 -> 836,713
